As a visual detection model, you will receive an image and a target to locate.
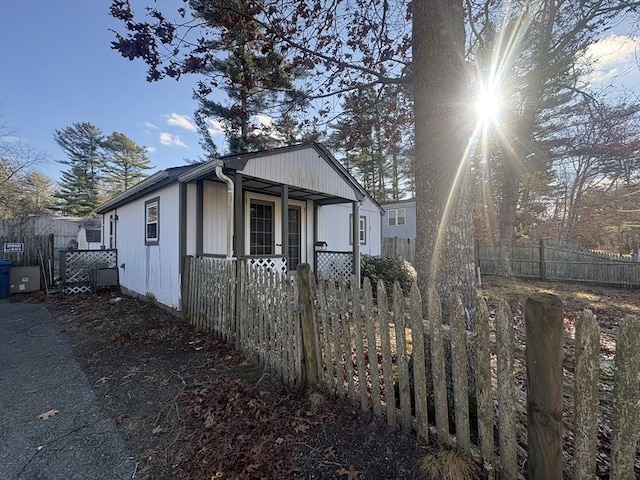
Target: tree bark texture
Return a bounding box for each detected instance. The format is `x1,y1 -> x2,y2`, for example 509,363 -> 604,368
412,0 -> 476,327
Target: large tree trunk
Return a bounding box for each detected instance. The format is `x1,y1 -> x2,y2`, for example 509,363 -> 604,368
413,0 -> 476,326
496,146 -> 521,277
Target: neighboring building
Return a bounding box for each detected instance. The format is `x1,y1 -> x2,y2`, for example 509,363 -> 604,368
96,143 -> 383,311
0,216 -> 100,251
380,198 -> 416,239
77,224 -> 103,250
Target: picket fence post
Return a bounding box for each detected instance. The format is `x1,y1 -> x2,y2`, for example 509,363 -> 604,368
297,263 -> 319,386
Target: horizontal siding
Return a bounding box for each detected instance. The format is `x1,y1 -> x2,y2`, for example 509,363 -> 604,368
239,149 -> 358,201
381,201 -> 416,239
107,183 -> 181,310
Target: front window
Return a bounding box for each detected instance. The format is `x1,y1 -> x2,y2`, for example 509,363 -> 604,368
249,200 -> 274,255
145,197 -> 159,245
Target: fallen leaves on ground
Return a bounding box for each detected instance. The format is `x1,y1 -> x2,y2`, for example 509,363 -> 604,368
337,466 -> 360,479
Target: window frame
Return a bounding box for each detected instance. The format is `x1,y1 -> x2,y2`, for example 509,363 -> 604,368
349,214 -> 367,245
145,197 -> 160,245
388,209 -> 397,226
249,199 -> 275,255
388,208 -> 406,226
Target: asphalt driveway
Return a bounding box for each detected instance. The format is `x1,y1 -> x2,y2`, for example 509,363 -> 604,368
0,299 -> 135,480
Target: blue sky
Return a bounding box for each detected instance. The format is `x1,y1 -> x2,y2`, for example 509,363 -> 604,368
0,1 -> 638,183
0,0 -> 210,180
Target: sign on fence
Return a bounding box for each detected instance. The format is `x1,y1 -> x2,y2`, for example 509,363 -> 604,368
3,242 -> 24,253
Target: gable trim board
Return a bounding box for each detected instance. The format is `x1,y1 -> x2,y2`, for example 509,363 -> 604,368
96,143 -> 381,311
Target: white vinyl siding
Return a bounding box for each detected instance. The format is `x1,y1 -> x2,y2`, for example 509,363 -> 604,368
202,181 -> 228,255
318,197 -> 381,255
107,184 -> 181,310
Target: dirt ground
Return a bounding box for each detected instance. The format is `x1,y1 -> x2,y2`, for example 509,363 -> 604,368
22,291 -> 427,480
21,277 -> 638,479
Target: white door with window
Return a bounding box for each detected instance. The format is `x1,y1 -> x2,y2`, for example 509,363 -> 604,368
244,193 -> 306,268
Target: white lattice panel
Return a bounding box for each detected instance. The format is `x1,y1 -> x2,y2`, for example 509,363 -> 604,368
316,252 -> 353,279
247,256 -> 288,275
61,249 -> 118,294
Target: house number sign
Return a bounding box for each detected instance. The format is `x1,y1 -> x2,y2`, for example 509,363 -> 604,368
3,242 -> 24,253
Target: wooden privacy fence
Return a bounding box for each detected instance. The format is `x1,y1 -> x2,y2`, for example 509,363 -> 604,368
183,258 -> 640,478
1,234 -> 54,266
381,237 -> 416,265
478,240 -> 640,286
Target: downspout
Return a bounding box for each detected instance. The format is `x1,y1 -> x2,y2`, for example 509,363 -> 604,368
213,160 -> 235,258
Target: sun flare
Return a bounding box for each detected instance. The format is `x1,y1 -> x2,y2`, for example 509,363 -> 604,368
474,86 -> 503,125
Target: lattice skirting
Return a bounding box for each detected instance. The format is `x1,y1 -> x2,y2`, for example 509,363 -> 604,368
247,256 -> 288,274
62,284 -> 92,294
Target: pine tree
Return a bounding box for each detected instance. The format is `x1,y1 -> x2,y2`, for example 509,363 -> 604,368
54,122 -> 105,216
189,0 -> 300,155
103,132 -> 152,195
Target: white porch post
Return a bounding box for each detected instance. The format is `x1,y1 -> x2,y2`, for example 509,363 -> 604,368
352,201 -> 360,282
281,185 -> 289,267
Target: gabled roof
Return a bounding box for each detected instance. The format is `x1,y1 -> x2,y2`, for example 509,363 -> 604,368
96,144 -> 381,213
96,165 -> 196,213
380,198 -> 416,207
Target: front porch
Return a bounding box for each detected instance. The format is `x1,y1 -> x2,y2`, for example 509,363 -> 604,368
179,155 -> 365,279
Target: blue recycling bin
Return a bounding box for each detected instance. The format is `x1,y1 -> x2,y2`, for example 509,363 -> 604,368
0,259 -> 11,299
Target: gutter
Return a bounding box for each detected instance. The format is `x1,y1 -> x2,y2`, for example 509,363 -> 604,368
213,160 -> 235,259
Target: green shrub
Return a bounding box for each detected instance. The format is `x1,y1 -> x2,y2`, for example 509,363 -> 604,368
361,254 -> 417,296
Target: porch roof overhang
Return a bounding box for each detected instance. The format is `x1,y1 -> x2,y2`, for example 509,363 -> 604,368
177,144 -> 367,205
179,170 -> 357,206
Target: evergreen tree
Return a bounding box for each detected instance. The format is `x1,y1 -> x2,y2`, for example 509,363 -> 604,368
189,0 -> 301,155
103,131 -> 152,194
329,86 -> 413,202
54,122 -> 105,216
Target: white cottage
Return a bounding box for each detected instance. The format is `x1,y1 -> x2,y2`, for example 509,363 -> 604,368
96,143 -> 382,311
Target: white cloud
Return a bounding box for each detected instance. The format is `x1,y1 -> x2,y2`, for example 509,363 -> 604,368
145,146 -> 157,153
144,121 -> 159,130
205,118 -> 225,137
583,34 -> 639,84
159,132 -> 188,148
254,114 -> 274,128
166,113 -> 197,132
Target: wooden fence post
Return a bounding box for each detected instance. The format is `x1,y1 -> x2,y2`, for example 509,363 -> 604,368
297,263 -> 319,386
525,293 -> 564,480
573,309 -> 600,480
610,314 -> 640,480
182,255 -> 193,321
539,239 -> 546,280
